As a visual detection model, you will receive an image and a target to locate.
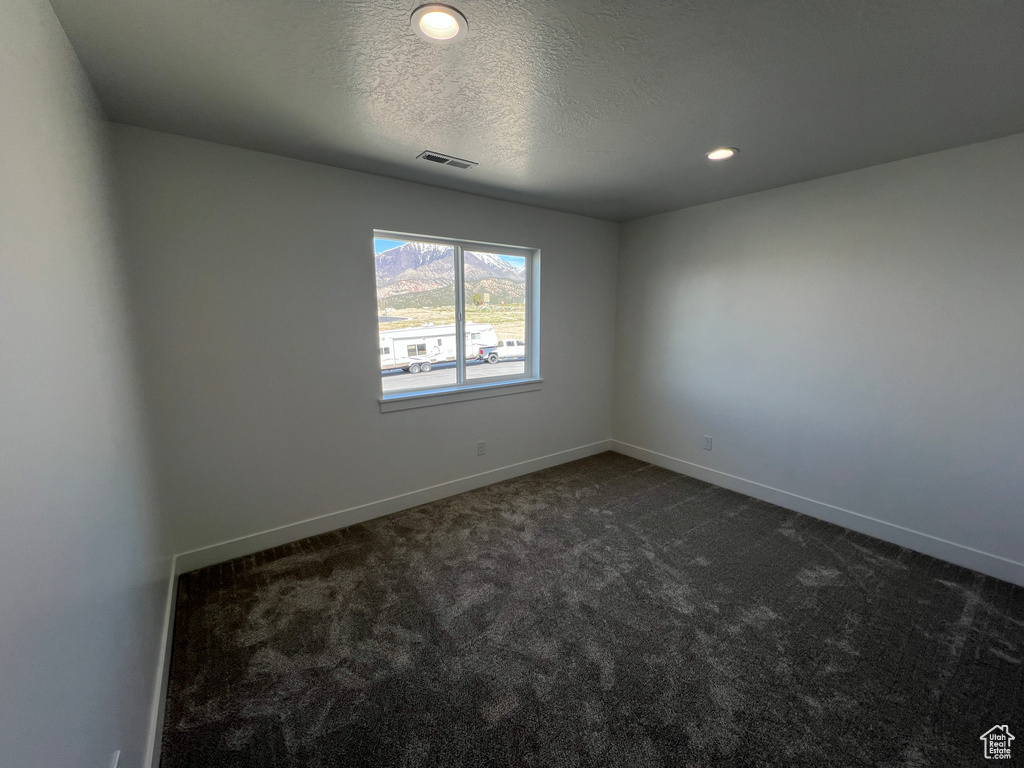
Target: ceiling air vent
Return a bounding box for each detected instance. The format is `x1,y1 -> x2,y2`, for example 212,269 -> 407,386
416,150 -> 478,170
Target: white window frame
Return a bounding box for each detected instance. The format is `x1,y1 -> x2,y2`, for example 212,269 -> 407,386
375,230 -> 541,412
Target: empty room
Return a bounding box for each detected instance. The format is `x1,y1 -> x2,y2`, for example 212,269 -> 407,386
2,0 -> 1023,766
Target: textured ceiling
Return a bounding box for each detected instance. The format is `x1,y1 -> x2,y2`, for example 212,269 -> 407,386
50,0 -> 1024,221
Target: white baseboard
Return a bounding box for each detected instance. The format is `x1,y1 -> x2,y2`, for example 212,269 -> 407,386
147,440 -> 609,764
144,437 -> 1022,763
146,556 -> 179,768
611,440 -> 1024,587
174,440 -> 614,575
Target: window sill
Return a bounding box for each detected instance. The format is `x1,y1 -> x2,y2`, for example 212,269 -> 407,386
379,378 -> 543,413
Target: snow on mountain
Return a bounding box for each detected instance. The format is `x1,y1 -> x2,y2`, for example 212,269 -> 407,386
376,241 -> 524,288
464,250 -> 521,276
374,241 -> 454,282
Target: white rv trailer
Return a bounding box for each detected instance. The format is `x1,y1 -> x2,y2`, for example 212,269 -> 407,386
379,322 -> 498,373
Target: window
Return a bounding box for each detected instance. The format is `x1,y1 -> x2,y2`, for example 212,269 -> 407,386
374,231 -> 539,406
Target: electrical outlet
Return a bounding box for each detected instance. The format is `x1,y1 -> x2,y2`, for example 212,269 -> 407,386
703,436 -> 713,451
110,750 -> 121,768
477,441 -> 486,456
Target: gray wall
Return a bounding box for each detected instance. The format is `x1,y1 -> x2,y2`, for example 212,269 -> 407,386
110,125 -> 619,556
0,1 -> 169,766
613,133 -> 1024,585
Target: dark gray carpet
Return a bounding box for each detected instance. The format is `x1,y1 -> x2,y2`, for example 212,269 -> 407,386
161,452 -> 1024,767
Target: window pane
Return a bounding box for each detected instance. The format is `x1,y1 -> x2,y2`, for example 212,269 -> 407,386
375,238 -> 457,393
464,251 -> 527,381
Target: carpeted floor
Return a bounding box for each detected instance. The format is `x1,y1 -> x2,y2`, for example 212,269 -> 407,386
161,452 -> 1024,767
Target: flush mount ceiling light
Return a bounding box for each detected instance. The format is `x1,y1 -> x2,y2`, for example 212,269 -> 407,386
411,4 -> 468,43
705,147 -> 739,161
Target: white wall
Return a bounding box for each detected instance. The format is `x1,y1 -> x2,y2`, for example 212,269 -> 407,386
109,125 -> 619,557
613,133 -> 1024,585
0,2 -> 170,766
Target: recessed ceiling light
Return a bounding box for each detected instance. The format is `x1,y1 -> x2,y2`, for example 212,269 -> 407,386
705,147 -> 739,161
411,4 -> 468,43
